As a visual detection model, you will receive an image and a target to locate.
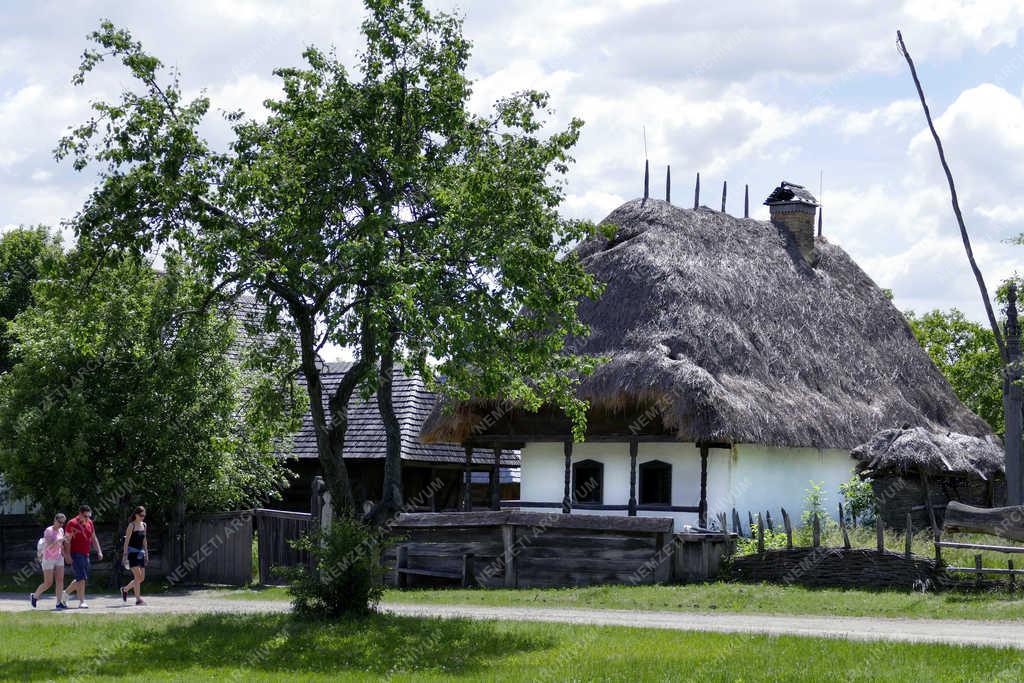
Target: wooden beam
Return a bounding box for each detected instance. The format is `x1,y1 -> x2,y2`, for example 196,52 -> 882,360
462,445 -> 473,512
943,501 -> 1024,541
628,439 -> 638,517
562,440 -> 573,514
699,444 -> 709,528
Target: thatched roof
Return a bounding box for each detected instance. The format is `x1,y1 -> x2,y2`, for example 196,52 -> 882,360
852,427 -> 1004,479
422,198 -> 993,449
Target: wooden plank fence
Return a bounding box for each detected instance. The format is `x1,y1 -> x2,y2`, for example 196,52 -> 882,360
254,509 -> 313,585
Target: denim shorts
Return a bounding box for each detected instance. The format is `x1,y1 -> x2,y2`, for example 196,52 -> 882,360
126,547 -> 146,568
71,553 -> 90,581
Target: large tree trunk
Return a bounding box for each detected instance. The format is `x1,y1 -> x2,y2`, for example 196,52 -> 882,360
1005,287 -> 1023,502
377,331 -> 403,519
897,31 -> 1021,502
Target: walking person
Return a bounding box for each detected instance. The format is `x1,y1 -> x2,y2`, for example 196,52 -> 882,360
64,504 -> 103,608
120,506 -> 148,606
30,513 -> 69,610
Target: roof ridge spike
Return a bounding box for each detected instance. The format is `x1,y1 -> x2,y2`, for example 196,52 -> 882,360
643,159 -> 649,200
694,172 -> 700,209
744,184 -> 749,218
721,181 -> 727,213
666,165 -> 671,204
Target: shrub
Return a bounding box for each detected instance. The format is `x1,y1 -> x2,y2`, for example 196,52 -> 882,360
840,475 -> 875,527
736,523 -> 790,555
280,515 -> 392,618
795,481 -> 838,546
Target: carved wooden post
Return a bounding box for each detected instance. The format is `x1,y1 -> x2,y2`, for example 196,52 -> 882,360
562,440 -> 573,514
698,445 -> 709,528
462,445 -> 473,512
490,446 -> 502,511
628,439 -> 638,517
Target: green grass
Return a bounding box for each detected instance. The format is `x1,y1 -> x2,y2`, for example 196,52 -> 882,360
222,581 -> 1024,621
0,611 -> 1021,682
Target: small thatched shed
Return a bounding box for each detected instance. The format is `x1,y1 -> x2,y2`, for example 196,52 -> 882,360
423,186 -> 998,527
852,427 -> 1005,529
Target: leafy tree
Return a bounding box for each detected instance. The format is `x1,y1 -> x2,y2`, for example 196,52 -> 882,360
906,309 -> 1004,433
0,251 -> 302,519
59,1 -> 601,518
0,226 -> 63,373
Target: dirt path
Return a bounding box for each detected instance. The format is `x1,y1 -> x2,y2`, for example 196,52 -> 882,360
3,592 -> 1023,649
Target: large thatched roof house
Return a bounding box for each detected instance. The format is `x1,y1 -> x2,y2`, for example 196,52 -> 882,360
423,182 -> 997,527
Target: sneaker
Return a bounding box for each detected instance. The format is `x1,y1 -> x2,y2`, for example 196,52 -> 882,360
55,602 -> 68,611
79,601 -> 89,609
135,598 -> 145,606
121,588 -> 128,603
29,593 -> 36,608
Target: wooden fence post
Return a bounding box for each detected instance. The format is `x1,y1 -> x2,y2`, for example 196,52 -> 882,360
839,503 -> 851,549
757,513 -> 765,553
812,512 -> 820,548
748,511 -> 754,533
1010,559 -> 1016,590
975,554 -> 983,588
732,508 -> 742,537
765,511 -> 774,532
934,530 -> 942,566
875,515 -> 885,553
905,513 -> 913,559
781,508 -> 793,549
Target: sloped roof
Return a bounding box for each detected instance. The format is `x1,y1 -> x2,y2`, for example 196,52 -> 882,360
764,181 -> 818,207
423,198 -> 993,450
292,362 -> 518,466
852,427 -> 1004,479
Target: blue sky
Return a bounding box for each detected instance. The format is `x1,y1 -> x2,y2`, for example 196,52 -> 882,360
2,0 -> 1022,355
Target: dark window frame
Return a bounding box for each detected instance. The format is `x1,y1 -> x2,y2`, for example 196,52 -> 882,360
572,459 -> 604,504
638,459 -> 672,506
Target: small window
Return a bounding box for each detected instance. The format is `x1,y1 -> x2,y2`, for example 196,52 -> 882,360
639,460 -> 672,505
572,459 -> 603,504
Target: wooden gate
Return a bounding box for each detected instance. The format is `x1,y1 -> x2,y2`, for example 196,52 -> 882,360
254,508 -> 313,585
171,511 -> 254,586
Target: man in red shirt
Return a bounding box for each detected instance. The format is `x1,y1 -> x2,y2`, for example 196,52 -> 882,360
64,504 -> 103,608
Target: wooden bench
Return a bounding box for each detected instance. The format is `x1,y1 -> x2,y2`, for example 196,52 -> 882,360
394,546 -> 477,588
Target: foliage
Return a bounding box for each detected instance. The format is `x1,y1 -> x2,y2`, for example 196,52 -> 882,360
735,523 -> 790,554
0,251 -> 302,519
281,516 -> 391,617
795,481 -> 838,546
0,226 -> 63,373
58,1 -> 603,515
839,475 -> 875,527
906,308 -> 1003,433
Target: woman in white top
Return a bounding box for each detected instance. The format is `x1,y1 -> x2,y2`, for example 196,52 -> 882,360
31,513 -> 68,609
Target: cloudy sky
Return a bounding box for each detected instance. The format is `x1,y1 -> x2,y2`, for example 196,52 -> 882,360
2,0 -> 1023,344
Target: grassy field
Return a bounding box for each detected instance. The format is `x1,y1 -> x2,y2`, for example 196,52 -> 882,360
224,581 -> 1024,621
1,611 -> 1022,682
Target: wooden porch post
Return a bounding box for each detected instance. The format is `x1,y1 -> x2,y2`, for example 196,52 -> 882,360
628,439 -> 638,516
462,445 -> 473,512
699,444 -> 709,528
490,446 -> 502,511
562,440 -> 573,514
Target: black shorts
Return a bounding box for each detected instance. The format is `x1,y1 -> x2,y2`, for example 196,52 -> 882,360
126,548 -> 146,568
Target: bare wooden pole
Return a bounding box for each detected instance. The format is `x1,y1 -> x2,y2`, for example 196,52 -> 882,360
905,512 -> 913,559
781,507 -> 793,549
839,503 -> 851,549
666,165 -> 671,203
721,180 -> 727,212
694,172 -> 700,209
898,30 -> 1020,501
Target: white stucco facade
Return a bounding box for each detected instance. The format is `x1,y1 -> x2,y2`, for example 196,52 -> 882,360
518,441 -> 855,529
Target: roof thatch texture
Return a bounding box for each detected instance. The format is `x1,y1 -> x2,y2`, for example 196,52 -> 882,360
292,362 -> 518,466
423,198 -> 992,449
852,427 -> 1004,478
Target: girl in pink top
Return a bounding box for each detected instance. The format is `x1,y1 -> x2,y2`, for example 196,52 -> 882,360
31,513 -> 68,609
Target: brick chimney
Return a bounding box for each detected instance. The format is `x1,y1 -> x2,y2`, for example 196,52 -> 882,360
764,181 -> 819,263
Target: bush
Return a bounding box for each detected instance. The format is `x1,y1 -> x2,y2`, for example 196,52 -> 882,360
840,475 -> 875,527
736,523 -> 790,555
795,481 -> 838,546
280,515 -> 392,618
